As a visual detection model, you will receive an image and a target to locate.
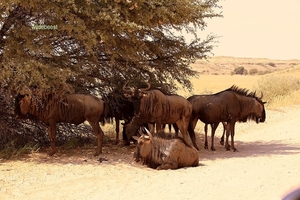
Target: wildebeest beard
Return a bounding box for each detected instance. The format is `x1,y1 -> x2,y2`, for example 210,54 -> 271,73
240,103 -> 265,123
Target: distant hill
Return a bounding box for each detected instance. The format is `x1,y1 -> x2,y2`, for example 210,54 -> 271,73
190,56 -> 300,75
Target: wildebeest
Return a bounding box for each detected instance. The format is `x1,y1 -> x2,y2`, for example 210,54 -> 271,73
133,127 -> 199,170
101,94 -> 135,144
15,89 -> 105,156
188,85 -> 266,151
123,82 -> 194,148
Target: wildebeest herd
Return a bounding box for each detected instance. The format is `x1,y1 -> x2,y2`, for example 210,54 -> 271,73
14,83 -> 266,170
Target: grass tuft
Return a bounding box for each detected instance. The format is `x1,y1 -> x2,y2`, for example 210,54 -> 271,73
0,141 -> 40,159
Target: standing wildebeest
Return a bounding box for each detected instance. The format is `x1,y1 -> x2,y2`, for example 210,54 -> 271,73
15,89 -> 105,156
102,94 -> 134,144
133,127 -> 199,170
123,82 -> 195,149
188,85 -> 266,151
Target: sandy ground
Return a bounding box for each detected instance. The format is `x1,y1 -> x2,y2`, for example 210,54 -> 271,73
1,105 -> 300,200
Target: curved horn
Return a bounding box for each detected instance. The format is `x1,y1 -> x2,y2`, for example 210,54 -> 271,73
122,81 -> 131,92
138,82 -> 151,92
143,127 -> 152,140
260,91 -> 263,99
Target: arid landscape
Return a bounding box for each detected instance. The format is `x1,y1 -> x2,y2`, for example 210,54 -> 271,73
1,57 -> 300,200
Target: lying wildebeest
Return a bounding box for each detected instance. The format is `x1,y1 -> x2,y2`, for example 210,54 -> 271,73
123,82 -> 195,149
133,127 -> 199,170
188,85 -> 266,151
15,89 -> 105,156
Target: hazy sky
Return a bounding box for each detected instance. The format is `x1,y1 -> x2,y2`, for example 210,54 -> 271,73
198,0 -> 300,60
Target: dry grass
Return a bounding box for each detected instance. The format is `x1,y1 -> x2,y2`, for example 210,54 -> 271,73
253,68 -> 300,109
177,75 -> 261,98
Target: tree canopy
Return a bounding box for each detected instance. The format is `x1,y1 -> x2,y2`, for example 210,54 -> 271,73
0,0 -> 221,95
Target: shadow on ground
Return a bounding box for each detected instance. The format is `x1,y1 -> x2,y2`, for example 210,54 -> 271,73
196,134 -> 300,161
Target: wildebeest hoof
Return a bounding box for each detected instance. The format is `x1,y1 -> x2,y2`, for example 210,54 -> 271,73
94,151 -> 102,157
98,157 -> 108,163
204,146 -> 208,149
220,141 -> 224,146
233,148 -> 238,152
211,147 -> 216,151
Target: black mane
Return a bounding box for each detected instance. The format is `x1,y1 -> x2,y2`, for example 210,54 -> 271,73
224,85 -> 262,101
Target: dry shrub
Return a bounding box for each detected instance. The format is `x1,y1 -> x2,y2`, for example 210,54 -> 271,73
254,75 -> 300,108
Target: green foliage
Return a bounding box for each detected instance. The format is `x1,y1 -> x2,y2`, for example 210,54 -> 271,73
0,0 -> 221,95
232,66 -> 247,75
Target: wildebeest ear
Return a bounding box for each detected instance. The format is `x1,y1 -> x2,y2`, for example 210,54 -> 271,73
132,136 -> 140,141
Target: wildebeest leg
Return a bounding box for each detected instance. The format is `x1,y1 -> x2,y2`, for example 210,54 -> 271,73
89,121 -> 104,156
210,122 -> 220,151
149,123 -> 155,133
176,120 -> 190,147
224,122 -> 231,151
156,162 -> 179,170
161,124 -> 166,133
115,118 -> 120,144
204,124 -> 209,149
230,122 -> 237,152
173,123 -> 179,137
168,124 -> 172,133
187,117 -> 199,150
220,122 -> 226,146
48,122 -> 57,156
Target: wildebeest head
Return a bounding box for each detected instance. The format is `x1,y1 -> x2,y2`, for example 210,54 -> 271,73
123,120 -> 141,145
251,92 -> 266,123
122,82 -> 152,113
14,92 -> 32,119
122,82 -> 151,100
133,127 -> 153,162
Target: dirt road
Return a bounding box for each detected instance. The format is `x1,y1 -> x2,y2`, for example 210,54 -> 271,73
1,106 -> 300,200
